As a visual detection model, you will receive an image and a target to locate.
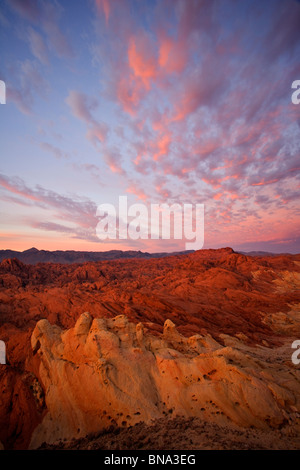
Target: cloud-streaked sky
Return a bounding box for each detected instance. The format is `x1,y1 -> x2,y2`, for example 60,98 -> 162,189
0,0 -> 300,253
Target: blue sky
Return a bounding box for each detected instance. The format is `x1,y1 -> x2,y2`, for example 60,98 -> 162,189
0,0 -> 300,253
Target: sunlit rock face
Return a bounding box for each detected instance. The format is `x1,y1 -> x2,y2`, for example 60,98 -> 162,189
29,312 -> 300,448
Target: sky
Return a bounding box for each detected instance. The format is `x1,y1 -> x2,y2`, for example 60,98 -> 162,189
0,0 -> 300,254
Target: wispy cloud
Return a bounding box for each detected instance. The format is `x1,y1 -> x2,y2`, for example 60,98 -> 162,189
7,59 -> 49,114
65,90 -> 108,145
38,141 -> 69,159
27,27 -> 49,65
0,173 -> 98,232
8,0 -> 74,59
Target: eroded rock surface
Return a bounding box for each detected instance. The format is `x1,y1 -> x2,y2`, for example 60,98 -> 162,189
29,313 -> 300,448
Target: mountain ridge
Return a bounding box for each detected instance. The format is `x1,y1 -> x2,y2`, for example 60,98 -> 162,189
0,247 -> 194,265
0,246 -> 295,265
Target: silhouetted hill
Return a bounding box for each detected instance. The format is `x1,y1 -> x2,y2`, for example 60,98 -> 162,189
238,250 -> 292,257
0,247 -> 194,265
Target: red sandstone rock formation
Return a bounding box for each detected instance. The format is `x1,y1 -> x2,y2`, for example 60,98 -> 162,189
0,248 -> 299,449
29,312 -> 300,449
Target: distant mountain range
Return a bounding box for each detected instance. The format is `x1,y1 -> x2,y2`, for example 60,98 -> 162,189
0,247 -> 196,264
238,250 -> 292,257
0,247 -> 293,265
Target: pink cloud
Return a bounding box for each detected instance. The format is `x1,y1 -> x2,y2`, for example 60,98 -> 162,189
0,174 -> 40,202
158,34 -> 187,74
172,63 -> 227,122
155,182 -> 171,199
0,173 -> 98,230
104,148 -> 125,175
86,124 -> 108,145
116,76 -> 143,116
95,0 -> 110,24
251,179 -> 280,187
153,133 -> 172,161
126,184 -> 148,201
213,193 -> 223,201
128,33 -> 158,89
66,90 -> 98,122
111,31 -> 159,115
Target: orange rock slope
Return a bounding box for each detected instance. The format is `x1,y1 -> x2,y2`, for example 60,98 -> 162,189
0,248 -> 300,449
